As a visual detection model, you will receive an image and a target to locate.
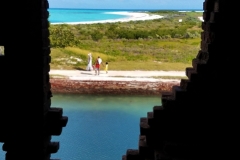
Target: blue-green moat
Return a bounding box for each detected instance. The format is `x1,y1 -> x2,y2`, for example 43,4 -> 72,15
0,94 -> 162,160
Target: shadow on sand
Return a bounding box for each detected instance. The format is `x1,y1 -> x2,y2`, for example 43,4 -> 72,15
74,67 -> 85,71
74,67 -> 95,75
80,71 -> 94,75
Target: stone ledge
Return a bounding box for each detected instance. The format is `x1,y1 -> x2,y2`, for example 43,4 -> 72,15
50,79 -> 180,95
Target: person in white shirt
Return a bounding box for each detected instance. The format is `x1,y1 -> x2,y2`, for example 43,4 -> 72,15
97,56 -> 102,65
97,56 -> 102,75
86,53 -> 93,71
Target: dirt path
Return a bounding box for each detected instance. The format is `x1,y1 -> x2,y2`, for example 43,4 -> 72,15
50,70 -> 186,82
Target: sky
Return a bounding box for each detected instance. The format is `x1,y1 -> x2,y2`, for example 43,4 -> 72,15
48,0 -> 204,10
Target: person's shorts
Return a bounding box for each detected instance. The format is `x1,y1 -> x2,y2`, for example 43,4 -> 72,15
95,64 -> 100,70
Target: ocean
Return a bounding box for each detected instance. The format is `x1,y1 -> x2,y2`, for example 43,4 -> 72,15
48,8 -> 203,24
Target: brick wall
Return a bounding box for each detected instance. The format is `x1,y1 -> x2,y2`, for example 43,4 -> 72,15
50,79 -> 180,95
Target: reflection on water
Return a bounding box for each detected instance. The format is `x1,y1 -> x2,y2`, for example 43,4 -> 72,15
0,94 -> 162,160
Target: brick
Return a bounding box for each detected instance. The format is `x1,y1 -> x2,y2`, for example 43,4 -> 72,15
171,85 -> 186,101
154,150 -> 172,160
202,11 -> 211,21
214,1 -> 219,12
210,12 -> 221,23
180,79 -> 189,90
50,79 -> 178,95
153,106 -> 164,118
41,19 -> 50,28
42,0 -> 49,9
42,47 -> 51,56
140,118 -> 149,136
42,10 -> 49,19
203,0 -> 215,11
196,51 -> 209,62
138,135 -> 154,159
122,155 -> 126,160
46,142 -> 59,154
126,149 -> 141,160
42,29 -> 50,38
145,112 -> 154,127
186,67 -> 196,79
162,99 -> 176,110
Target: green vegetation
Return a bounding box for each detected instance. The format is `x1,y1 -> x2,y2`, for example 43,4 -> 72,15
49,11 -> 203,71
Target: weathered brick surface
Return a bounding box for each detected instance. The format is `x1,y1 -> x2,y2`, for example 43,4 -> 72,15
50,79 -> 180,95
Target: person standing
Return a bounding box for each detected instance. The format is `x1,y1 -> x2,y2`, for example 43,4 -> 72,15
94,57 -> 100,75
105,62 -> 108,73
97,56 -> 102,65
96,56 -> 102,75
86,53 -> 93,71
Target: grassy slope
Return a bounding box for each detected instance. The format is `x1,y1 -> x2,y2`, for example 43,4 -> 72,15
50,11 -> 203,71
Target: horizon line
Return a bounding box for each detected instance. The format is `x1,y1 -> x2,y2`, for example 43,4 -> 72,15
48,8 -> 203,10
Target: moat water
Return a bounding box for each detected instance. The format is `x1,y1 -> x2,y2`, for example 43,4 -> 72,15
0,93 -> 162,160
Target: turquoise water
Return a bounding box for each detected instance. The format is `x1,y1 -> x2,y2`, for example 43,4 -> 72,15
0,94 -> 161,159
48,8 -> 203,24
50,94 -> 161,160
48,9 -> 128,23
